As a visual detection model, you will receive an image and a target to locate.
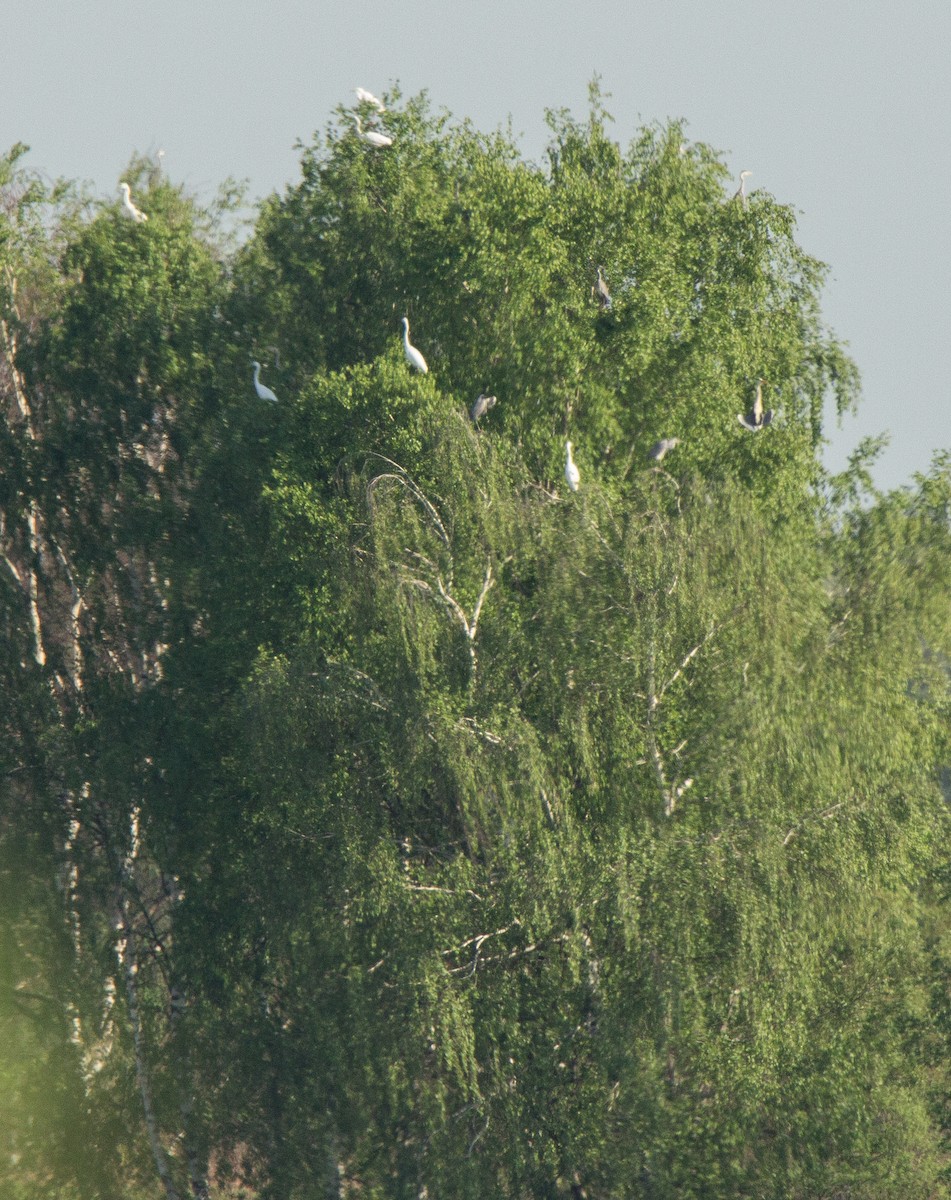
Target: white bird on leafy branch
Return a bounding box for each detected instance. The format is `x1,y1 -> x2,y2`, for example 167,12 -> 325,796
352,113 -> 393,149
120,182 -> 147,223
251,361 -> 278,403
564,441 -> 581,492
355,87 -> 385,112
401,318 -> 428,373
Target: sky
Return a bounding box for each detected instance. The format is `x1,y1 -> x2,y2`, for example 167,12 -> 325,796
7,0 -> 951,492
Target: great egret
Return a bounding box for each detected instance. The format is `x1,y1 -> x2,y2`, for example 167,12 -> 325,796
251,361 -> 278,403
355,87 -> 385,112
470,393 -> 497,423
649,437 -> 681,461
595,265 -> 612,310
120,182 -> 147,223
351,113 -> 393,149
737,379 -> 773,431
733,170 -> 752,209
564,441 -> 581,492
401,318 -> 428,373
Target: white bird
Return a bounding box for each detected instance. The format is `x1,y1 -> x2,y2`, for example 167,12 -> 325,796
649,437 -> 681,461
737,379 -> 773,431
401,318 -> 428,373
355,87 -> 385,112
470,393 -> 497,423
595,265 -> 612,310
251,361 -> 278,403
352,113 -> 393,149
120,182 -> 147,223
564,441 -> 581,493
733,170 -> 752,209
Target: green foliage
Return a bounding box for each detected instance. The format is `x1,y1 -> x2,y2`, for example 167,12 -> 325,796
0,87 -> 948,1200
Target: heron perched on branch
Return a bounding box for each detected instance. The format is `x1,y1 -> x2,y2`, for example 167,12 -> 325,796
251,361 -> 278,403
737,379 -> 773,431
354,87 -> 385,111
595,265 -> 612,310
733,170 -> 752,209
470,393 -> 497,423
649,437 -> 681,462
120,182 -> 147,223
401,318 -> 428,373
564,441 -> 581,492
351,113 -> 393,148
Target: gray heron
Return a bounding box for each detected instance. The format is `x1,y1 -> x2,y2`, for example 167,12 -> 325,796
649,437 -> 681,461
470,393 -> 497,423
595,265 -> 612,310
733,170 -> 752,209
737,379 -> 773,431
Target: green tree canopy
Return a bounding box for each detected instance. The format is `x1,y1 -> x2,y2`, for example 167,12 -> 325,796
1,91 -> 949,1200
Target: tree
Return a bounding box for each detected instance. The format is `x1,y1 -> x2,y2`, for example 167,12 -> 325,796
2,88 -> 949,1200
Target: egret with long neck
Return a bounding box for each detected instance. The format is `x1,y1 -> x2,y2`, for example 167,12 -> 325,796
401,318 -> 428,373
251,361 -> 278,402
352,113 -> 393,148
120,182 -> 147,223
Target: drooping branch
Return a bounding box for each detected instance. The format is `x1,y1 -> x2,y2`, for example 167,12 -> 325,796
103,802 -> 183,1200
409,560 -> 496,677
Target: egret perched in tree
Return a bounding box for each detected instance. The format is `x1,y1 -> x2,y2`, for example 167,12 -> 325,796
470,393 -> 497,423
649,437 -> 681,461
595,265 -> 612,310
251,361 -> 278,403
737,379 -> 773,431
351,113 -> 393,148
355,87 -> 385,112
401,318 -> 428,373
120,182 -> 147,223
564,441 -> 581,492
733,170 -> 752,209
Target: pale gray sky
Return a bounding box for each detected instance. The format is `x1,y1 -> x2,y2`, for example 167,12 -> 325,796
9,0 -> 951,492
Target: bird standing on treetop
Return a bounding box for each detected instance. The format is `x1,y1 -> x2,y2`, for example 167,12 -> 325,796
595,265 -> 612,310
733,170 -> 752,209
737,379 -> 773,431
120,182 -> 147,223
354,87 -> 385,111
401,318 -> 428,373
649,437 -> 681,461
351,113 -> 393,148
251,361 -> 278,402
564,441 -> 581,492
